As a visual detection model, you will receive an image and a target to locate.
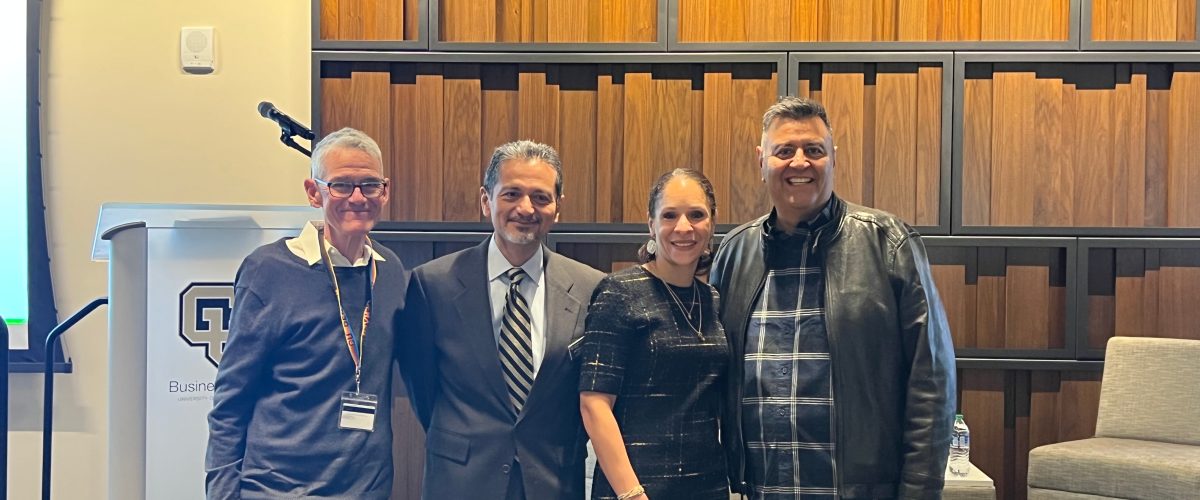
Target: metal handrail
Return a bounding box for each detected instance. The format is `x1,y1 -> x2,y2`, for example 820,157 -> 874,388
41,298 -> 107,500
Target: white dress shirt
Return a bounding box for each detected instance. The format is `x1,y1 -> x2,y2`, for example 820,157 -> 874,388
486,236 -> 547,379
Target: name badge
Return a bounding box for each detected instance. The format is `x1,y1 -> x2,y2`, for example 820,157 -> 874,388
339,392 -> 378,432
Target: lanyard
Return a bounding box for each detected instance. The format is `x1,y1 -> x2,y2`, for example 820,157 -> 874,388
318,228 -> 377,393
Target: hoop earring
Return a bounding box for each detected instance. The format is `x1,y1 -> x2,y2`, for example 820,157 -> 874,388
646,239 -> 657,255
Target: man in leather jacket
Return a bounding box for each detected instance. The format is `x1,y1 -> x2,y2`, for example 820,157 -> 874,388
710,97 -> 956,499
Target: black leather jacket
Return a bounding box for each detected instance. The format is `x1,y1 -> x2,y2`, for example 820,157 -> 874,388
711,197 -> 956,499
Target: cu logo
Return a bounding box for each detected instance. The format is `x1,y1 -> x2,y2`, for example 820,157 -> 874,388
179,283 -> 235,368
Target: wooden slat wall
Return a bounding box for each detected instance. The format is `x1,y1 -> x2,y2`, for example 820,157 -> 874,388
677,0 -> 1070,42
1091,0 -> 1198,41
438,0 -> 656,42
928,246 -> 1068,350
320,61 -> 777,223
959,368 -> 1102,500
797,64 -> 942,227
961,64 -> 1200,229
1085,247 -> 1200,350
320,0 -> 412,41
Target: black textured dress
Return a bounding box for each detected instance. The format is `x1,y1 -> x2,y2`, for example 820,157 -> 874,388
578,265 -> 729,500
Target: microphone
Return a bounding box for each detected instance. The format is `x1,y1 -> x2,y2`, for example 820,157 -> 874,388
257,101 -> 315,140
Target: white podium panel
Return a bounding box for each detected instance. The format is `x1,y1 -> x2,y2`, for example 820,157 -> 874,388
95,204 -> 318,500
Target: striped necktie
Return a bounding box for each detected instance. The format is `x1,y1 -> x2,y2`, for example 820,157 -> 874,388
499,267 -> 534,414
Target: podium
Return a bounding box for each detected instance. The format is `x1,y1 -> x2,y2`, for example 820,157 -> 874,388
93,203 -> 318,500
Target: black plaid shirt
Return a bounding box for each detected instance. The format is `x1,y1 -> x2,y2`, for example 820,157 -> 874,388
741,202 -> 838,499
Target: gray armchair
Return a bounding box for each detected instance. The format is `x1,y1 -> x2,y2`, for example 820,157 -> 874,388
1027,336 -> 1200,499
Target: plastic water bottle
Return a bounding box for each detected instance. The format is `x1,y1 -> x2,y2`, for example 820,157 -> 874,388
949,414 -> 971,476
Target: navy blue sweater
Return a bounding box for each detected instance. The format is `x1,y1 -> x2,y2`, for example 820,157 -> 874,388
206,239 -> 407,499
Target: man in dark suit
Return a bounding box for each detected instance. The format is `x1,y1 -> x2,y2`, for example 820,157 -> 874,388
400,140 -> 604,500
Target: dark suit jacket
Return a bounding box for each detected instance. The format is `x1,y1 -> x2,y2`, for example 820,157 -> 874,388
399,239 -> 604,500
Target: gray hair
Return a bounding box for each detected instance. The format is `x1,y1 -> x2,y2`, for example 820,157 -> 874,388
310,127 -> 384,178
761,96 -> 833,134
483,140 -> 564,197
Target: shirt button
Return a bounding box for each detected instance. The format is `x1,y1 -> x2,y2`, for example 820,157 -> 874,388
777,407 -> 787,416
501,464 -> 511,474
779,366 -> 790,375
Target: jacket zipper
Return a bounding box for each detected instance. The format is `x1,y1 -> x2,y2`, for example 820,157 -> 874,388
814,229 -> 844,496
736,270 -> 768,493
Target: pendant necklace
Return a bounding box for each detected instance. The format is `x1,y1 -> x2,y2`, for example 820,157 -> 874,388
659,275 -> 704,339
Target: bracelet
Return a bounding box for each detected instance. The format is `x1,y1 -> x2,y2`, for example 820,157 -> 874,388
616,485 -> 645,500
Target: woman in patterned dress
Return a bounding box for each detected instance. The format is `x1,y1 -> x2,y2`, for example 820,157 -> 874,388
577,168 -> 729,500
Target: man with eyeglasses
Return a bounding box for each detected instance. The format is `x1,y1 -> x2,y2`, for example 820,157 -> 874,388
398,140 -> 604,500
206,127 -> 409,499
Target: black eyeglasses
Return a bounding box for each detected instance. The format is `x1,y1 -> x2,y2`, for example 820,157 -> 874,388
314,179 -> 389,199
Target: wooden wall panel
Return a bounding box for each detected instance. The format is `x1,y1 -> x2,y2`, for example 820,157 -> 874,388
621,70 -> 656,222
441,0 -> 495,42
415,66 -> 446,221
991,72 -> 1037,226
320,61 -> 777,224
727,70 -> 777,223
962,63 -> 1200,229
678,0 -> 1069,42
1154,249 -> 1200,340
702,71 -> 734,224
1033,78 -> 1070,227
442,66 -> 484,221
1074,88 -> 1115,227
916,66 -> 942,226
822,71 -> 867,205
929,246 -> 1067,351
1145,88 -> 1170,227
937,264 -> 977,347
798,64 -> 942,228
559,67 -> 600,222
439,0 -> 656,42
321,0 -> 410,41
959,369 -> 1009,498
962,77 -> 992,226
596,69 -> 626,223
1005,251 -> 1050,349
873,72 -> 918,221
1091,0 -> 1197,42
959,368 -> 1102,500
320,0 -> 340,40
1086,245 -> 1200,350
975,248 -> 1007,349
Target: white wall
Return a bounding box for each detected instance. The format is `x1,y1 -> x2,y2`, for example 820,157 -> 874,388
8,1 -> 310,497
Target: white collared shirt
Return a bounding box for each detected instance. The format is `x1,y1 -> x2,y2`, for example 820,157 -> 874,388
487,236 -> 547,379
286,221 -> 387,267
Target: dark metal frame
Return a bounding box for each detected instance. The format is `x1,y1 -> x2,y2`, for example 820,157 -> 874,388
667,0 -> 1081,52
311,50 -> 790,142
924,236 -> 1079,360
312,0 -> 430,50
951,52 -> 1200,238
1080,0 -> 1200,51
956,358 -> 1103,371
787,52 -> 954,236
1074,237 -> 1200,359
427,0 -> 669,52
